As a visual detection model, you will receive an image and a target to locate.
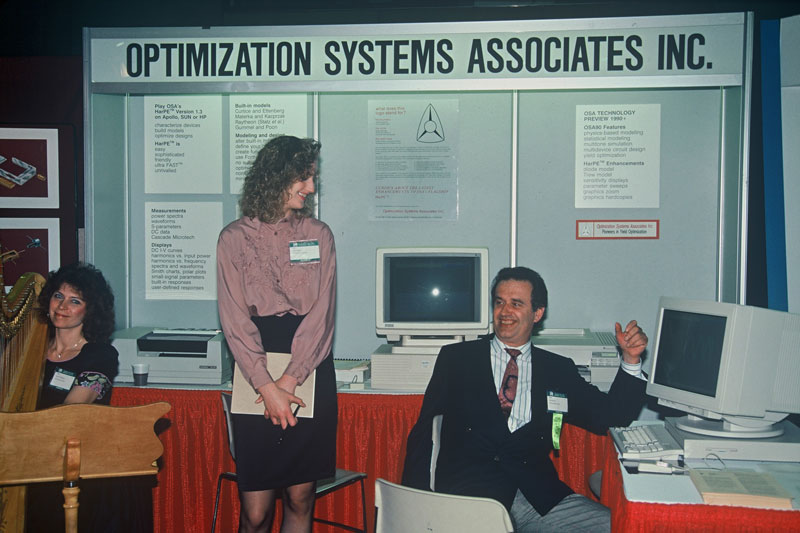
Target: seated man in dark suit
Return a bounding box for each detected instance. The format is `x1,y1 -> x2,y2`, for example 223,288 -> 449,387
402,266 -> 648,533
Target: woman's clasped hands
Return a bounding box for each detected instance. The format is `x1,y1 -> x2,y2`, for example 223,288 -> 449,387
255,374 -> 305,429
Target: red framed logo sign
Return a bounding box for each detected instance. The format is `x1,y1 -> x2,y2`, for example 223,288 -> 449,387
576,220 -> 659,240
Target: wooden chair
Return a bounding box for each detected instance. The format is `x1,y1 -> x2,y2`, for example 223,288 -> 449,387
0,401 -> 170,533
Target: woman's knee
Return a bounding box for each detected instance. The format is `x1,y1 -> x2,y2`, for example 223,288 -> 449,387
283,484 -> 316,516
239,490 -> 276,529
240,509 -> 270,530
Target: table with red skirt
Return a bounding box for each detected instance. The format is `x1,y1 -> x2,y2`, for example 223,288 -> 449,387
111,387 -> 800,532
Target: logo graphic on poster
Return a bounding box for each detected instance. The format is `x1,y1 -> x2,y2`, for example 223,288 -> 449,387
417,104 -> 445,143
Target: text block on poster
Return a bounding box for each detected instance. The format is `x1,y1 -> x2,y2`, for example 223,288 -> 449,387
575,104 -> 660,209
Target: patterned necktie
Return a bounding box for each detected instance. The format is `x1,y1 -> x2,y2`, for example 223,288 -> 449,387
498,348 -> 521,417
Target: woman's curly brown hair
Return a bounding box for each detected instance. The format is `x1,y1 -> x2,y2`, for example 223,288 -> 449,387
38,262 -> 116,343
240,135 -> 321,223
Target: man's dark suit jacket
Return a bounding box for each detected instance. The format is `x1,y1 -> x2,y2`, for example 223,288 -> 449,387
401,335 -> 647,515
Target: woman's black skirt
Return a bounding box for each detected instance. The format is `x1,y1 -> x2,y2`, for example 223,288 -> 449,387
232,313 -> 337,491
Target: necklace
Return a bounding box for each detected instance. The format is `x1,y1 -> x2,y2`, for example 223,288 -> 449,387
53,338 -> 86,360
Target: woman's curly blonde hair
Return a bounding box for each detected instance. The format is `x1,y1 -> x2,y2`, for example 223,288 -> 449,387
240,135 -> 321,223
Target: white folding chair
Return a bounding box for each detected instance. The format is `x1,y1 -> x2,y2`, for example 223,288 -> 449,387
211,392 -> 367,532
430,414 -> 443,490
374,478 -> 514,533
373,413 -> 513,532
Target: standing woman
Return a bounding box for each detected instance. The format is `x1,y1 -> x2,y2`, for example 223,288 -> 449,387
217,135 -> 337,533
28,262 -> 153,532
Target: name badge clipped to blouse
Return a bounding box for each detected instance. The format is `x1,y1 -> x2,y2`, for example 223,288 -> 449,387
547,390 -> 568,450
289,240 -> 320,264
49,368 -> 76,391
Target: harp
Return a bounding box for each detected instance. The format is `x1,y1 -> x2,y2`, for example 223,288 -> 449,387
0,258 -> 49,533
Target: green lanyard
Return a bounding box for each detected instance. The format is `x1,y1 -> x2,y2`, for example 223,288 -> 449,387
552,412 -> 563,450
547,390 -> 567,450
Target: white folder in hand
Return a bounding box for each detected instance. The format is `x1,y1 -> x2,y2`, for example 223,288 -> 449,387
231,352 -> 315,418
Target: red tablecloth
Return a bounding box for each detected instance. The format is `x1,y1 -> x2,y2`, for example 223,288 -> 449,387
111,387 -> 608,532
114,386 -> 800,532
599,436 -> 800,532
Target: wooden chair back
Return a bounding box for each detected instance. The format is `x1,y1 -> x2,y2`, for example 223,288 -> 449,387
0,402 -> 170,532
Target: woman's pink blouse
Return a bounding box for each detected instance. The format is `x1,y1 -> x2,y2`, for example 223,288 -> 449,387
216,214 -> 336,390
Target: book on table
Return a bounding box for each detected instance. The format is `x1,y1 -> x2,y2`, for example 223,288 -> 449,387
688,469 -> 794,509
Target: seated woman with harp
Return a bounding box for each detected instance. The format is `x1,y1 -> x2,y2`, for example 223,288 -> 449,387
19,262 -> 154,533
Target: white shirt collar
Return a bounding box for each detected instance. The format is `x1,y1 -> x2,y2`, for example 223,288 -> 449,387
491,336 -> 532,358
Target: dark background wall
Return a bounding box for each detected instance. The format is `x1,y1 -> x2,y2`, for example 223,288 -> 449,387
1,0 -> 798,304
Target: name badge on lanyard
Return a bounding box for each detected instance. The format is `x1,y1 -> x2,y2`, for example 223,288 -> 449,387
546,391 -> 568,413
289,240 -> 321,264
49,368 -> 76,391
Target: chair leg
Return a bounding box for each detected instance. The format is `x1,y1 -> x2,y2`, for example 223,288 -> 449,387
212,472 -> 239,532
211,473 -> 224,533
311,477 -> 368,533
212,473 -> 240,533
359,477 -> 367,533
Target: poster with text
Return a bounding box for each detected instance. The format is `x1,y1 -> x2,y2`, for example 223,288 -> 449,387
369,99 -> 459,220
145,202 -> 222,300
144,95 -> 223,194
0,128 -> 59,209
229,94 -> 309,194
575,104 -> 661,208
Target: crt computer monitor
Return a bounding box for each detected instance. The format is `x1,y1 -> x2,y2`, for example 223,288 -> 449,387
646,297 -> 800,438
375,247 -> 490,346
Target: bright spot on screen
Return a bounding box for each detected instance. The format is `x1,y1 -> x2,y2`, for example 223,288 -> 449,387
431,287 -> 441,297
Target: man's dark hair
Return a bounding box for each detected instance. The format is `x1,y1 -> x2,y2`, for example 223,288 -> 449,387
490,266 -> 548,311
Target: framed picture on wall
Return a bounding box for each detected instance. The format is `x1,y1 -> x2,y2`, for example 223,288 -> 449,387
0,218 -> 60,287
0,127 -> 60,209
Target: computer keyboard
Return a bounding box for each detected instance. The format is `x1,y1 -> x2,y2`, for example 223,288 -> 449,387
610,423 -> 684,460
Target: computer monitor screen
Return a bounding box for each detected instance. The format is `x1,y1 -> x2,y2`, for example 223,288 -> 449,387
647,297 -> 800,438
652,309 -> 726,398
376,247 -> 490,344
387,256 -> 479,323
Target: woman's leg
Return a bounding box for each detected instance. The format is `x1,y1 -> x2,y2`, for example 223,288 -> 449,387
239,489 -> 278,533
280,481 -> 317,533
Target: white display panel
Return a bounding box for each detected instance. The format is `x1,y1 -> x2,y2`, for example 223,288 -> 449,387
84,14 -> 751,364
